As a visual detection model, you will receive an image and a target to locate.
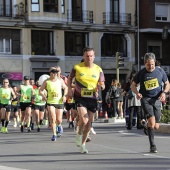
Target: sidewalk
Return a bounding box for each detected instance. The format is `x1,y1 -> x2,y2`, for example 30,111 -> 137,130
99,117 -> 170,134
156,123 -> 170,134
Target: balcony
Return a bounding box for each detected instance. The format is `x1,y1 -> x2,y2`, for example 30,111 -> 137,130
67,9 -> 93,23
0,4 -> 24,19
103,12 -> 131,25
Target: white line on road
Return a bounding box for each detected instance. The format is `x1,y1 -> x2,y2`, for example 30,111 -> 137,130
0,165 -> 28,170
119,130 -> 170,139
142,153 -> 170,159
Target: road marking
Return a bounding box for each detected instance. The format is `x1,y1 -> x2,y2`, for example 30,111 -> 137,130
119,130 -> 170,139
93,143 -> 170,159
142,153 -> 170,159
0,166 -> 28,170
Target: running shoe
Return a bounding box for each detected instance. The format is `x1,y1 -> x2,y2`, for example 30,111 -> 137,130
27,127 -> 31,133
21,125 -> 24,132
13,122 -> 17,128
150,145 -> 158,153
57,125 -> 63,137
80,144 -> 88,154
3,127 -> 8,134
51,135 -> 57,141
86,136 -> 91,142
37,127 -> 40,132
90,127 -> 96,135
0,127 -> 5,133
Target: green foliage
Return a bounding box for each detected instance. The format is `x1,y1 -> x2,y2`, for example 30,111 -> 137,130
160,107 -> 170,123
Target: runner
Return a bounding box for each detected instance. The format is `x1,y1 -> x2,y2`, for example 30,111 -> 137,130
16,76 -> 34,132
39,67 -> 68,141
0,79 -> 16,133
34,81 -> 46,132
131,52 -> 169,153
67,46 -> 105,153
11,85 -> 20,127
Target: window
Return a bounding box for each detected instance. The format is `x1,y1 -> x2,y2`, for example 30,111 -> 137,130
147,41 -> 162,59
110,0 -> 119,23
61,0 -> 65,14
0,0 -> 12,17
31,0 -> 39,12
72,0 -> 82,21
44,0 -> 58,13
65,32 -> 89,56
101,34 -> 127,57
0,39 -> 11,53
0,29 -> 20,54
31,30 -> 54,55
155,3 -> 169,22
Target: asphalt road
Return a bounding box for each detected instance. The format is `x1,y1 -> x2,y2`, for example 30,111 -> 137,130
0,119 -> 170,170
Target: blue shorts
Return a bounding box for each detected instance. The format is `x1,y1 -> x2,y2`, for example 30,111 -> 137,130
141,97 -> 162,123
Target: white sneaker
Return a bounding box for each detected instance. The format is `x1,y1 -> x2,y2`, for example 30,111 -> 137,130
90,127 -> 96,135
80,144 -> 88,154
13,122 -> 17,128
75,134 -> 82,147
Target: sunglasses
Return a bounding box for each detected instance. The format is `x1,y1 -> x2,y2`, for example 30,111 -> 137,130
50,69 -> 58,74
4,82 -> 9,83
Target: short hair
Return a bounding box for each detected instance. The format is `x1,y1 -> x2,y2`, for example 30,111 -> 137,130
144,53 -> 156,63
83,46 -> 94,54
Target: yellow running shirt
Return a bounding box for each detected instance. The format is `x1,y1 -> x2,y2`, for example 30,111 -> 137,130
46,79 -> 63,104
70,62 -> 105,99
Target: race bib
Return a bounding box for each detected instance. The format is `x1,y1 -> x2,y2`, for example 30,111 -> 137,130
144,78 -> 159,91
12,101 -> 18,106
2,94 -> 8,99
51,92 -> 58,98
81,88 -> 93,97
23,95 -> 29,100
68,98 -> 74,103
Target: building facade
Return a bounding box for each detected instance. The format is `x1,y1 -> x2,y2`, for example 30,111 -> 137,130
138,0 -> 170,77
0,0 -> 137,91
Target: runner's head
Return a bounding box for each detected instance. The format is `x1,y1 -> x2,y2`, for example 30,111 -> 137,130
144,53 -> 156,72
83,46 -> 95,66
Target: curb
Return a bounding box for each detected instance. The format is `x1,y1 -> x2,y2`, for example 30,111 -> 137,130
100,118 -> 125,123
156,123 -> 170,134
99,119 -> 170,134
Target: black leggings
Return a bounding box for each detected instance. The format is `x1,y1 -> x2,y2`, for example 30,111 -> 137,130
111,98 -> 119,117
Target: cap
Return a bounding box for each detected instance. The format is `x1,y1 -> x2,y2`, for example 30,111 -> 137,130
24,76 -> 30,80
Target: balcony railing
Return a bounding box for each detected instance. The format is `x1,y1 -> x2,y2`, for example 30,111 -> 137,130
67,10 -> 93,23
103,12 -> 131,25
0,4 -> 24,19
